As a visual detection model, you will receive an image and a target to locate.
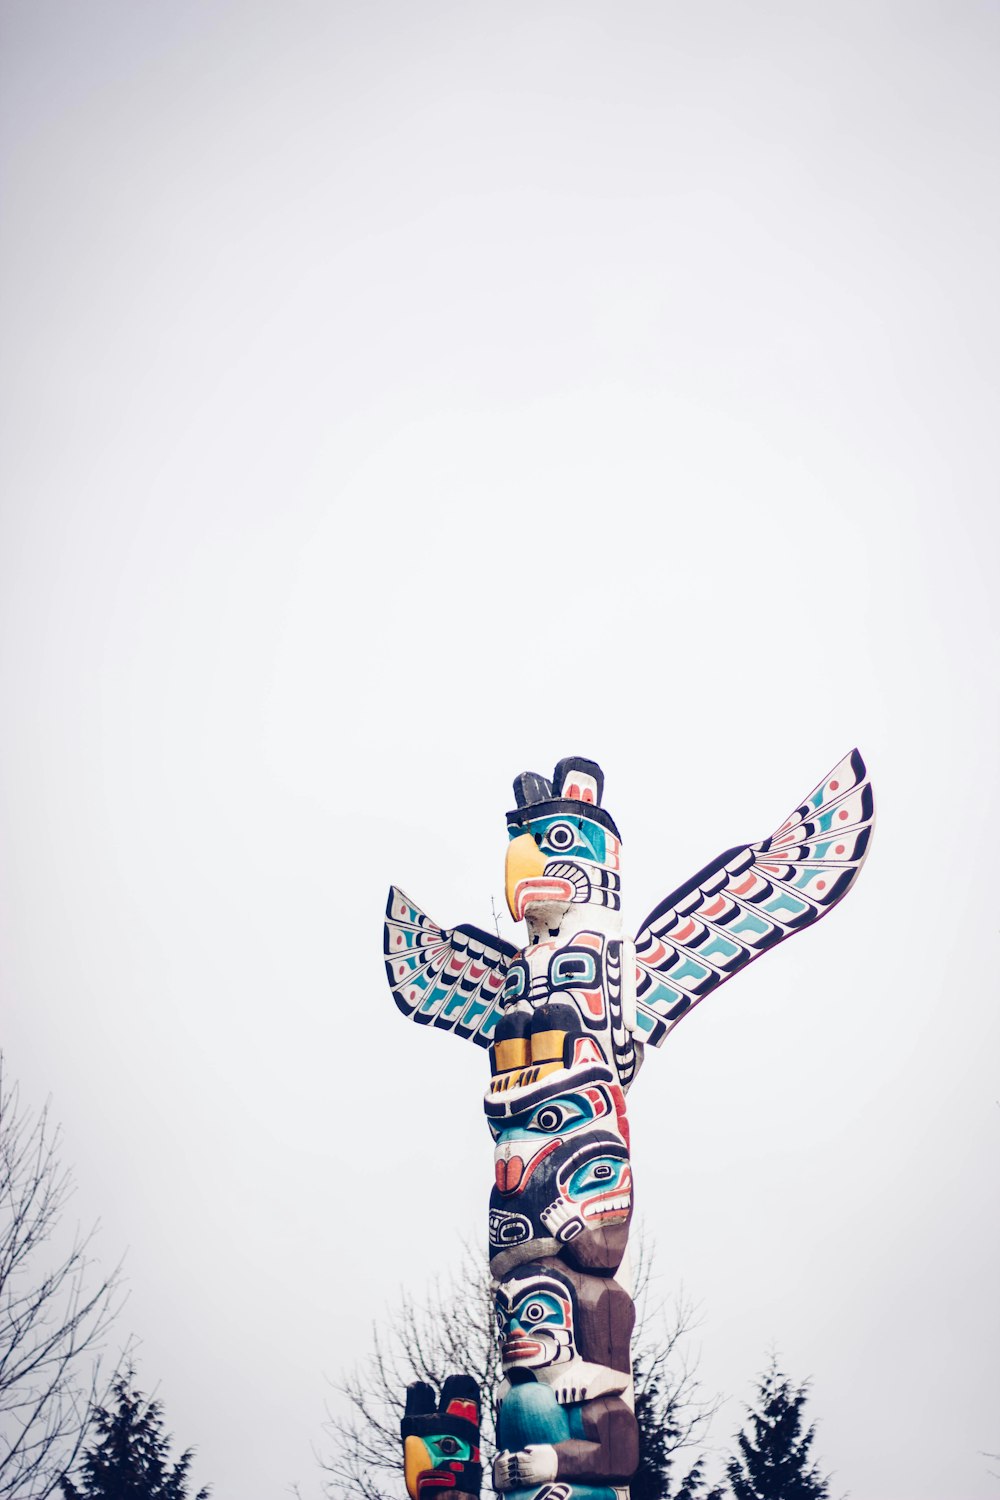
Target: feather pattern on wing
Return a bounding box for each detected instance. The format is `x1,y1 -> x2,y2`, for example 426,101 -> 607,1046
384,886 -> 516,1047
632,749 -> 874,1048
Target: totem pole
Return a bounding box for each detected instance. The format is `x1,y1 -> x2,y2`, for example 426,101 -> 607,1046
387,752 -> 873,1500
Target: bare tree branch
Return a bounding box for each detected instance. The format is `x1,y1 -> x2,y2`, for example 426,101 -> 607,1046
0,1058 -> 124,1500
318,1227 -> 719,1500
631,1227 -> 722,1460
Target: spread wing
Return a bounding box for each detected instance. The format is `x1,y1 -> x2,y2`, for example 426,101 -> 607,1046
384,886 -> 516,1047
632,749 -> 874,1048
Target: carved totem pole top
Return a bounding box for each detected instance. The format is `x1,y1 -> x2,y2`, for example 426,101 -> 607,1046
387,751 -> 874,1500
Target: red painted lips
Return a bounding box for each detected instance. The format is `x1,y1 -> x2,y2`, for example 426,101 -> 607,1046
417,1472 -> 456,1494
502,1333 -> 543,1362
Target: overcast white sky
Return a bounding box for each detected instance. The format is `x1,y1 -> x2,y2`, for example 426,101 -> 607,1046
1,2 -> 998,1496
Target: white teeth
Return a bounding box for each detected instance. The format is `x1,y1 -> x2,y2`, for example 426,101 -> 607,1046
582,1194 -> 630,1218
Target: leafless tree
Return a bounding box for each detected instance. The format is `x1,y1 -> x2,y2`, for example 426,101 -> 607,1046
0,1059 -> 122,1500
630,1233 -> 722,1494
319,1230 -> 719,1500
320,1241 -> 496,1500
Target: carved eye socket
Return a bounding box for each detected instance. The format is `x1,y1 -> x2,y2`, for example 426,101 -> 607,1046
593,1163 -> 613,1180
438,1437 -> 459,1456
546,822 -> 575,851
550,951 -> 598,988
535,1106 -> 564,1132
523,1300 -> 547,1323
502,965 -> 527,1002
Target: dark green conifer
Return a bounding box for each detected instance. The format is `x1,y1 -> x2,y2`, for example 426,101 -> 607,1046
632,1351 -> 723,1500
725,1355 -> 830,1500
60,1368 -> 209,1500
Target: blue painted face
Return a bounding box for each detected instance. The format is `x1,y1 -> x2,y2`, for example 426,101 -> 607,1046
495,1270 -> 577,1370
506,1289 -> 567,1335
507,813 -> 608,866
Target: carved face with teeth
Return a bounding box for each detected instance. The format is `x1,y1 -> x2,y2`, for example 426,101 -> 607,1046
485,1058 -> 633,1276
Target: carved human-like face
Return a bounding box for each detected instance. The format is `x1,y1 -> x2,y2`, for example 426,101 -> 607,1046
495,1266 -> 578,1371
487,1068 -> 632,1265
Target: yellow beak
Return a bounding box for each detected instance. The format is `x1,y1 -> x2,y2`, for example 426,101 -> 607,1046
505,832 -> 547,918
404,1435 -> 433,1499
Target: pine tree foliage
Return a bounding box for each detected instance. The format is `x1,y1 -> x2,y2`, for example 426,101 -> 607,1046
59,1369 -> 209,1500
632,1348 -> 724,1499
629,1237 -> 722,1500
674,1456 -> 725,1500
725,1356 -> 830,1500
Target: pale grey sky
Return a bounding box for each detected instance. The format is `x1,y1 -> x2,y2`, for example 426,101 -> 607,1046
1,3 -> 998,1497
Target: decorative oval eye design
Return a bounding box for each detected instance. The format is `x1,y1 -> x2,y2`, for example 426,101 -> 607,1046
546,822 -> 576,851
438,1437 -> 460,1456
525,1093 -> 592,1135
501,964 -> 527,1002
565,1155 -> 631,1203
490,1209 -> 531,1246
523,1301 -> 547,1323
549,951 -> 597,988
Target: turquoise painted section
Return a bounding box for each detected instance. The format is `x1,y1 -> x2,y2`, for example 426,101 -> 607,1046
730,910 -> 771,938
507,812 -> 608,865
763,890 -> 809,920
497,1380 -> 570,1449
497,1384 -> 616,1500
702,932 -> 741,963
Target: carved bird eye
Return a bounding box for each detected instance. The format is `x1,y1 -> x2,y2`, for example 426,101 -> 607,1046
523,1301 -> 547,1323
437,1437 -> 459,1456
546,822 -> 575,850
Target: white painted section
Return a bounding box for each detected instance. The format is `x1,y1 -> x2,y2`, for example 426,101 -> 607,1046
620,937 -> 638,1034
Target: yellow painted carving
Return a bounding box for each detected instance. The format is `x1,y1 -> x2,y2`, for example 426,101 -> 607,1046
404,1435 -> 432,1500
492,1037 -> 530,1072
505,832 -> 547,916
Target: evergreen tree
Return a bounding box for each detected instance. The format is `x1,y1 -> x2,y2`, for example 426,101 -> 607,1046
632,1351 -> 723,1500
725,1355 -> 830,1500
59,1368 -> 209,1500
